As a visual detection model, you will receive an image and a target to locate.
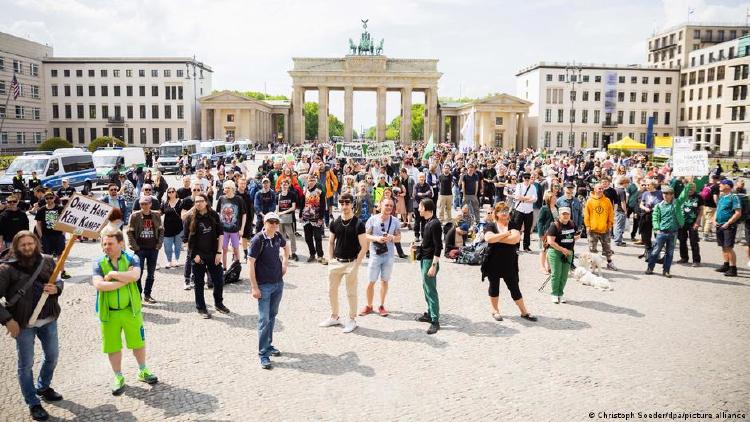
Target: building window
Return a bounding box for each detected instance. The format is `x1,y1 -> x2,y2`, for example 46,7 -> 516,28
164,127 -> 172,141
652,112 -> 659,125
665,92 -> 672,103
65,128 -> 72,141
177,69 -> 184,78
164,70 -> 171,78
101,85 -> 108,96
151,70 -> 158,77
89,104 -> 96,119
556,131 -> 563,148
630,92 -> 636,102
617,111 -> 623,124
13,60 -> 22,73
126,69 -> 133,77
0,132 -> 6,144
63,105 -> 70,119
76,85 -> 83,96
569,132 -> 575,147
126,85 -> 133,96
664,111 -> 670,125
113,69 -> 120,77
641,111 -> 647,124
76,104 -> 84,119
666,77 -> 672,84
140,105 -> 146,119
177,105 -> 184,119
641,92 -> 647,102
178,86 -> 183,99
52,104 -> 59,119
716,104 -> 721,119
34,132 -> 42,144
51,85 -> 58,97
113,85 -> 120,96
582,109 -> 588,123
718,85 -> 723,98
139,85 -> 145,96
164,105 -> 171,119
178,128 -> 185,140
64,85 -> 71,96
100,69 -> 107,77
629,111 -> 635,124
103,128 -> 109,136
653,92 -> 659,103
127,128 -> 134,144
558,74 -> 565,82
152,128 -> 159,143
139,69 -> 145,77
75,69 -> 82,77
152,86 -> 158,96
594,110 -> 600,124
77,128 -> 85,144
593,132 -> 599,148
642,77 -> 648,84
140,128 -> 146,144
495,117 -> 503,126
717,66 -> 725,80
543,131 -> 551,148
593,91 -> 600,102
51,69 -> 58,77
617,91 -> 624,102
546,74 -> 553,81
618,76 -> 625,83
88,85 -> 94,96
127,105 -> 133,119
152,105 -> 159,119
86,69 -> 94,77
582,91 -> 589,101
53,128 -> 60,137
114,105 -> 121,118
557,109 -> 563,123
595,75 -> 601,83
101,105 -> 109,118
580,132 -> 588,148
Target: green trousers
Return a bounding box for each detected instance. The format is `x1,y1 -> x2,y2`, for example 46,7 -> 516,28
547,248 -> 571,297
420,259 -> 440,322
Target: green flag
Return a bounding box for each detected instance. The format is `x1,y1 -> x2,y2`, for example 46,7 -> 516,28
422,134 -> 434,160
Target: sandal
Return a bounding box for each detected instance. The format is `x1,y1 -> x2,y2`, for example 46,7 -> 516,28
492,312 -> 503,321
520,314 -> 538,322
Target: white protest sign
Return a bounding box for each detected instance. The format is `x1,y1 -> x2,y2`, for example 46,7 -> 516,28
673,136 -> 694,153
336,142 -> 366,158
672,151 -> 709,177
365,141 -> 396,159
53,194 -> 114,238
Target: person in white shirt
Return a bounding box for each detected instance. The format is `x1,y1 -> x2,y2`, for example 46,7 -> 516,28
512,172 -> 538,252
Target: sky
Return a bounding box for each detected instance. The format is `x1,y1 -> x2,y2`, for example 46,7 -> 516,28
1,0 -> 748,132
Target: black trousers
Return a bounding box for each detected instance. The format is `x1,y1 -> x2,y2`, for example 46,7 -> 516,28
511,211 -> 534,249
303,224 -> 324,258
678,224 -> 701,263
640,212 -> 653,252
414,209 -> 426,240
631,213 -> 641,239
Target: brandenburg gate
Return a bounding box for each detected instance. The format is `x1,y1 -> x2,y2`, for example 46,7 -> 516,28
288,21 -> 441,144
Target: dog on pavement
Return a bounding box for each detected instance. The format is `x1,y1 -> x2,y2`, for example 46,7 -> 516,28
576,252 -> 604,277
572,266 -> 613,291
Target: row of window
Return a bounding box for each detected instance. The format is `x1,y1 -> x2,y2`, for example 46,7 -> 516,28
680,66 -> 727,86
679,105 -> 722,121
0,57 -> 40,76
545,88 -> 674,105
0,80 -> 41,99
543,109 -> 671,125
50,103 -> 185,120
0,105 -> 42,120
681,85 -> 724,102
687,46 -> 750,68
51,127 -> 185,145
50,67 -> 202,79
545,74 -> 674,85
0,131 -> 44,145
542,131 -> 672,149
51,83 -> 184,99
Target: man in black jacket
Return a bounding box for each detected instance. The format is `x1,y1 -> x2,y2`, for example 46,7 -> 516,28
414,199 -> 442,335
0,231 -> 63,421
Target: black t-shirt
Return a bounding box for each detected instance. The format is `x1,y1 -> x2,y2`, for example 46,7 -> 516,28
176,187 -> 192,200
161,199 -> 184,237
329,217 -> 366,260
56,186 -> 75,199
545,220 -> 576,251
0,209 -> 30,241
277,190 -> 297,223
216,195 -> 246,233
438,174 -> 452,196
462,173 -> 479,195
603,187 -> 620,206
35,205 -> 64,238
188,211 -> 223,261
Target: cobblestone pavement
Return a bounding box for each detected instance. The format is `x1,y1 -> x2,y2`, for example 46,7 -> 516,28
1,173 -> 749,421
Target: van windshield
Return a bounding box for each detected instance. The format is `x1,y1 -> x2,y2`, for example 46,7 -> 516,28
5,158 -> 49,175
160,146 -> 183,156
93,155 -> 119,167
198,145 -> 212,154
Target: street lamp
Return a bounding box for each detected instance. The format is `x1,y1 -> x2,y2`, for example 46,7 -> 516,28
565,62 -> 583,155
186,56 -> 204,140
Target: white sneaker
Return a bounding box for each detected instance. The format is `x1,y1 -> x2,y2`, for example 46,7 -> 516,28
342,319 -> 358,333
165,263 -> 172,269
156,264 -> 161,270
559,296 -> 567,303
173,260 -> 181,267
318,317 -> 342,327
551,296 -> 560,303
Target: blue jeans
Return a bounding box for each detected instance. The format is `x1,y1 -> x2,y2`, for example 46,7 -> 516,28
614,211 -> 627,243
193,260 -> 224,310
15,320 -> 59,407
136,248 -> 158,297
648,231 -> 676,273
257,282 -> 284,358
163,232 -> 182,262
452,185 -> 462,209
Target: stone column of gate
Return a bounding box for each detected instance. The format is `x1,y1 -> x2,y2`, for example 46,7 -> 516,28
376,87 -> 387,141
521,112 -> 529,150
201,108 -> 208,140
283,111 -> 289,143
249,108 -> 257,142
318,86 -> 329,143
292,86 -> 305,144
426,86 -> 439,142
235,108 -> 242,139
400,86 -> 412,143
344,86 -> 354,142
213,109 -> 222,139
508,112 -> 517,151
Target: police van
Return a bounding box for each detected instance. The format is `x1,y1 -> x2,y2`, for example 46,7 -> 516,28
0,148 -> 97,200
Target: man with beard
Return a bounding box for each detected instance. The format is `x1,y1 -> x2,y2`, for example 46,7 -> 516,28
0,231 -> 62,421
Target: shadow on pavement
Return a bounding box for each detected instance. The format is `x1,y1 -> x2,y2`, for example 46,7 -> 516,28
142,311 -> 180,325
678,274 -> 748,287
352,326 -> 449,348
389,311 -> 520,338
123,382 -> 219,418
51,401 -> 137,422
565,300 -> 645,317
509,314 -> 593,330
272,351 -> 375,377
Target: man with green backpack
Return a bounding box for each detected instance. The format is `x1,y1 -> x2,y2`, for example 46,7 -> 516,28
92,227 -> 158,396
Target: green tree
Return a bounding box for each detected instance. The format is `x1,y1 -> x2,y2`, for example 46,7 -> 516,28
38,137 -> 73,151
304,102 -> 319,140
88,136 -> 125,152
213,90 -> 289,101
411,104 -> 425,141
329,115 -> 344,137
364,127 -> 376,140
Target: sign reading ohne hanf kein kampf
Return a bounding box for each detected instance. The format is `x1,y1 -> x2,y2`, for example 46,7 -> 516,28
53,194 -> 114,238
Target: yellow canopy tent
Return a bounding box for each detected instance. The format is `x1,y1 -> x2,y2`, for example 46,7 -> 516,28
607,137 -> 646,150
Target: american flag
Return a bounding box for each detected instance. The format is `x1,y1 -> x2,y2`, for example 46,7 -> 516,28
10,74 -> 20,100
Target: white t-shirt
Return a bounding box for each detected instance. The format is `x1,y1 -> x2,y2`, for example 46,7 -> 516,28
513,182 -> 537,214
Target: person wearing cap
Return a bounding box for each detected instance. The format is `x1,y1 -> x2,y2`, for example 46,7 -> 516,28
55,179 -> 75,204
556,182 -> 583,233
645,184 -> 684,278
511,172 -> 538,252
676,177 -> 705,267
127,196 -> 164,302
253,177 -> 277,234
35,192 -> 71,280
546,206 -> 578,303
248,212 -> 290,369
713,178 -> 742,277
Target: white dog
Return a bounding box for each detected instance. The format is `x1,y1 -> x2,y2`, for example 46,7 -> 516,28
577,252 -> 604,277
573,266 -> 614,291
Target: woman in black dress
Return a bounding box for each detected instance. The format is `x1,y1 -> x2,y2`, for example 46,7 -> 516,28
482,202 -> 538,322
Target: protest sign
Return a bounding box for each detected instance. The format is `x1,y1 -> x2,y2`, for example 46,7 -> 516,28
672,136 -> 693,153
336,142 -> 366,158
672,151 -> 709,177
366,141 -> 395,159
54,194 -> 114,238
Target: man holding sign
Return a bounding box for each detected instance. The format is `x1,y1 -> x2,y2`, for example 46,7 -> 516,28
92,227 -> 158,395
0,231 -> 62,421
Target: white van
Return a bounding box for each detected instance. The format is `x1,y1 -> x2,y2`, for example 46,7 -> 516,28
0,148 -> 96,199
93,147 -> 146,185
198,141 -> 228,164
